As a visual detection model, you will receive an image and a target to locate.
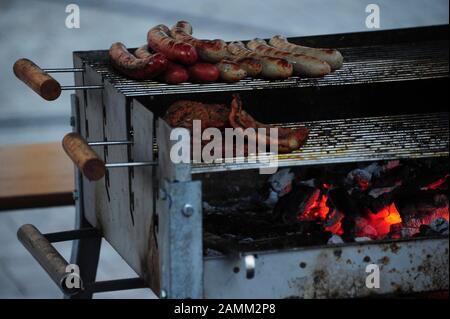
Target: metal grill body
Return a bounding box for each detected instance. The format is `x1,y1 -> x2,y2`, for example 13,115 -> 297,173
71,26 -> 449,298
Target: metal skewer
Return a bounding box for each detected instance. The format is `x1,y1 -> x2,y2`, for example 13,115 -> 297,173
105,161 -> 157,168
42,68 -> 85,73
88,140 -> 133,146
62,85 -> 104,90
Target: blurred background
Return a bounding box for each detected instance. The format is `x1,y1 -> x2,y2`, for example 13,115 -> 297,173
0,0 -> 448,298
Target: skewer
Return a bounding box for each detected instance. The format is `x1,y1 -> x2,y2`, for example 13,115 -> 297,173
105,162 -> 157,168
62,133 -> 156,180
42,68 -> 85,73
13,58 -> 103,100
88,140 -> 133,146
61,85 -> 104,90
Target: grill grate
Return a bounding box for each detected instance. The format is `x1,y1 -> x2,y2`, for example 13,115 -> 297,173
190,112 -> 449,174
85,40 -> 448,97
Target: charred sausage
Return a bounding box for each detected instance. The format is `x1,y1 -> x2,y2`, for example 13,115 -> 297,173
109,42 -> 168,79
170,21 -> 227,63
246,39 -> 331,77
229,94 -> 309,153
228,41 -> 293,79
223,54 -> 263,78
215,60 -> 247,82
147,24 -> 198,65
269,35 -> 343,70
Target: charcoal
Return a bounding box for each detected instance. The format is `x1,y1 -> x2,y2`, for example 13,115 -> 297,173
430,217 -> 449,235
272,183 -> 318,223
396,190 -> 448,217
261,168 -> 295,207
414,224 -> 439,237
369,183 -> 402,199
327,187 -> 361,216
203,158 -> 448,255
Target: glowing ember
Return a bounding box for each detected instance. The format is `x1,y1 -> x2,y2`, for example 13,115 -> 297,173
421,174 -> 449,191
324,209 -> 344,236
354,203 -> 403,239
297,192 -> 329,221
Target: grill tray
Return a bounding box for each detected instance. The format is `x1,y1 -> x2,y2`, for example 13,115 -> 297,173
73,26 -> 449,173
84,39 -> 448,97
190,112 -> 449,173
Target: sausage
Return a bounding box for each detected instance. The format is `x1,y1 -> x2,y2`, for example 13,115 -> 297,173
188,63 -> 220,83
223,54 -> 262,77
109,42 -> 168,79
216,60 -> 247,82
161,61 -> 189,84
228,41 -> 293,79
147,24 -> 198,65
269,35 -> 343,70
170,21 -> 227,63
229,94 -> 308,153
135,45 -> 188,84
246,39 -> 331,77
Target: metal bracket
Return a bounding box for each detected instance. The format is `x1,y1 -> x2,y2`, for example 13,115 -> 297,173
157,179 -> 203,298
17,224 -> 147,296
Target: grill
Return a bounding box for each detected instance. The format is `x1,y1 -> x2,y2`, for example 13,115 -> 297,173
14,25 -> 449,299
191,112 -> 449,173
82,39 -> 448,96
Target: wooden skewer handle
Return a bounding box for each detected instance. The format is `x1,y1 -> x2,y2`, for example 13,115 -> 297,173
13,58 -> 61,101
62,133 -> 106,181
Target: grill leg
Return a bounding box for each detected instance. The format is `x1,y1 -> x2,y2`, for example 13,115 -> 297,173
67,94 -> 102,299
67,214 -> 101,299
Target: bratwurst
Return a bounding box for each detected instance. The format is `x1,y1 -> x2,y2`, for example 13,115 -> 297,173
109,42 -> 168,79
170,21 -> 228,63
269,35 -> 343,70
228,41 -> 293,79
147,24 -> 198,65
247,39 -> 331,77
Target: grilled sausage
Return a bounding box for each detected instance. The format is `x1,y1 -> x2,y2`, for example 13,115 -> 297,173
161,61 -> 189,84
147,24 -> 198,65
269,35 -> 343,70
229,94 -> 308,153
223,54 -> 263,78
170,21 -> 227,63
109,42 -> 168,79
228,41 -> 293,79
188,63 -> 220,83
247,39 -> 331,77
216,60 -> 247,82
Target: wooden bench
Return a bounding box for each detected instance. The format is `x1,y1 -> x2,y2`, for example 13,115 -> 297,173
0,142 -> 74,211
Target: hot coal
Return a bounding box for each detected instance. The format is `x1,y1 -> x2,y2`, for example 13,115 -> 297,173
203,158 -> 448,255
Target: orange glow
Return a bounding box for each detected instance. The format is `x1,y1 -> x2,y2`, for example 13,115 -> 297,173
298,193 -> 330,221
324,209 -> 344,236
364,203 -> 402,239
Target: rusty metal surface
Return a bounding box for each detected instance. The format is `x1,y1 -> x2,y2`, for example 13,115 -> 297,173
204,237 -> 449,298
